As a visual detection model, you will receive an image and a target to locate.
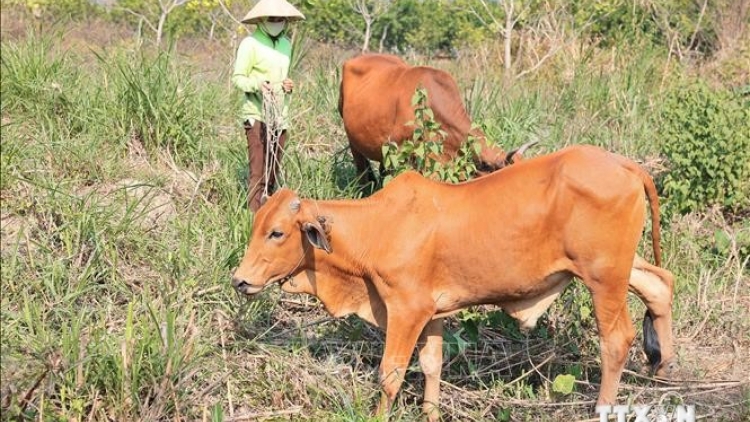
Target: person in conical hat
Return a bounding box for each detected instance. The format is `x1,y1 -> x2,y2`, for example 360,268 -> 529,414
232,0 -> 305,212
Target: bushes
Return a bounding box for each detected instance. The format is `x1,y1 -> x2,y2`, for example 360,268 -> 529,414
4,0 -> 100,18
381,88 -> 479,184
658,80 -> 750,218
299,0 -> 496,53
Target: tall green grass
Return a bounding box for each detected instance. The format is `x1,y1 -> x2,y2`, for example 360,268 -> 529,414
457,42 -> 666,158
1,31 -> 80,120
92,49 -> 214,162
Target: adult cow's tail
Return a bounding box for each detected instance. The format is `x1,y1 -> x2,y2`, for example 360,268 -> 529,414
337,77 -> 345,119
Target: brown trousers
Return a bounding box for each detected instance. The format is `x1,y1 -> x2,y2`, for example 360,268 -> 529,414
244,120 -> 287,211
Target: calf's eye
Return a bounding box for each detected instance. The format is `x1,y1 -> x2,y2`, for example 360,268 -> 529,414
268,230 -> 284,239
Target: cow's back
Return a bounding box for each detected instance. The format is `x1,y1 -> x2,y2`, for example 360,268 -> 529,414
427,145 -> 648,233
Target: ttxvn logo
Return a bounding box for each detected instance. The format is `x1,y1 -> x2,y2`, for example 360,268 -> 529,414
596,404 -> 696,422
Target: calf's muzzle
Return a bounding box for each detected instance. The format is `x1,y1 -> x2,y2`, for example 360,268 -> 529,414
231,271 -> 264,295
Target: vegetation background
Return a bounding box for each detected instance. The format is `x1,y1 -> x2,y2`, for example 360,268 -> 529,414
1,0 -> 748,420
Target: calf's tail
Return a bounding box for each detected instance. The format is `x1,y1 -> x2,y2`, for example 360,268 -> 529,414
616,155 -> 663,267
641,170 -> 662,267
640,165 -> 664,371
620,156 -> 665,371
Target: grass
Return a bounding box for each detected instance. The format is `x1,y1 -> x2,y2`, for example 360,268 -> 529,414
1,16 -> 749,422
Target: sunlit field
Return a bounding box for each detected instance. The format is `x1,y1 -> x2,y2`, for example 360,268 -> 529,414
1,6 -> 748,421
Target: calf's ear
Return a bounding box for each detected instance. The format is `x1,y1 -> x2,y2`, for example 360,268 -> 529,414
303,222 -> 332,253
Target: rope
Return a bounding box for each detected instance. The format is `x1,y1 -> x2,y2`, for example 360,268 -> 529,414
261,86 -> 285,201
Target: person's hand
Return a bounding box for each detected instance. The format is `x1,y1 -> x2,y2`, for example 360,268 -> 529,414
261,81 -> 273,94
282,78 -> 294,93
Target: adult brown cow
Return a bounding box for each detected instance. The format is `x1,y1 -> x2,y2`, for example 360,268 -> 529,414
339,53 -> 532,184
231,144 -> 675,421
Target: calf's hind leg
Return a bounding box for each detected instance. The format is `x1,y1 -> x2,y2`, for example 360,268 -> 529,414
628,254 -> 676,376
590,281 -> 636,405
417,318 -> 443,422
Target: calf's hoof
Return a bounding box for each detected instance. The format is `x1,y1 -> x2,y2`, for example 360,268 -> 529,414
654,357 -> 678,379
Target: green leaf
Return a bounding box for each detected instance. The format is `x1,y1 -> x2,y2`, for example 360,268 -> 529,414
496,408 -> 511,421
714,229 -> 731,253
580,304 -> 591,320
211,403 -> 224,422
552,374 -> 576,395
461,319 -> 479,343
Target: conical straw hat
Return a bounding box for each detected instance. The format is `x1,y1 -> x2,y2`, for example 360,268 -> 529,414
241,0 -> 305,24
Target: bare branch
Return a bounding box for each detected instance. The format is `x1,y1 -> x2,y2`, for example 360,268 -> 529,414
379,23 -> 390,53
514,1 -> 598,80
651,2 -> 686,61
687,0 -> 709,52
474,0 -> 501,29
118,6 -> 158,33
349,0 -> 391,53
217,0 -> 243,26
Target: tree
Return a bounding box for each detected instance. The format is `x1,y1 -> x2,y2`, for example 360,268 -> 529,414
350,0 -> 392,53
174,0 -> 238,40
467,0 -> 531,74
299,0 -> 359,47
118,0 -> 191,47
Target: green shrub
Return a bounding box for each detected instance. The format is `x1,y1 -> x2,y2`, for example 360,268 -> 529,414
4,0 -> 100,19
572,0 -> 659,47
381,88 -> 479,184
658,80 -> 750,217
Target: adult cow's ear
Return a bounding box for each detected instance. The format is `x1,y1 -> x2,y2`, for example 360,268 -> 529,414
303,221 -> 332,253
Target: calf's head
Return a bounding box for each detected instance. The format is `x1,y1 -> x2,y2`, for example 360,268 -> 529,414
231,189 -> 331,296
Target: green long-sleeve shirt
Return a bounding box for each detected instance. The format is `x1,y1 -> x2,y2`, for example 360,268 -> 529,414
232,29 -> 292,129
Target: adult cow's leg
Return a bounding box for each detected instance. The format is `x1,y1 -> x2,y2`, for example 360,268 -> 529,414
376,310 -> 432,418
628,255 -> 676,376
590,282 -> 636,405
417,318 -> 443,422
350,147 -> 376,187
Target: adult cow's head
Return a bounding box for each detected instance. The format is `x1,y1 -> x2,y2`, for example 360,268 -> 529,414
231,189 -> 331,296
476,139 -> 539,173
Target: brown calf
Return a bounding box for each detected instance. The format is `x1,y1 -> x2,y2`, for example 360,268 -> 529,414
232,144 -> 675,420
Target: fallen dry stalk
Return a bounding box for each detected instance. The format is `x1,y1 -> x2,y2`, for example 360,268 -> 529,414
222,406 -> 303,421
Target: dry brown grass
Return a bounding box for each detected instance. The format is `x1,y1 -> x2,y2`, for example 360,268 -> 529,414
216,282 -> 748,421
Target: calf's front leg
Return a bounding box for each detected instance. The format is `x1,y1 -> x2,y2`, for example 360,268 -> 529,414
375,309 -> 433,418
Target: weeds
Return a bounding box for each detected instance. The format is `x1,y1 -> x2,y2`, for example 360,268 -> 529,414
93,49 -> 213,164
